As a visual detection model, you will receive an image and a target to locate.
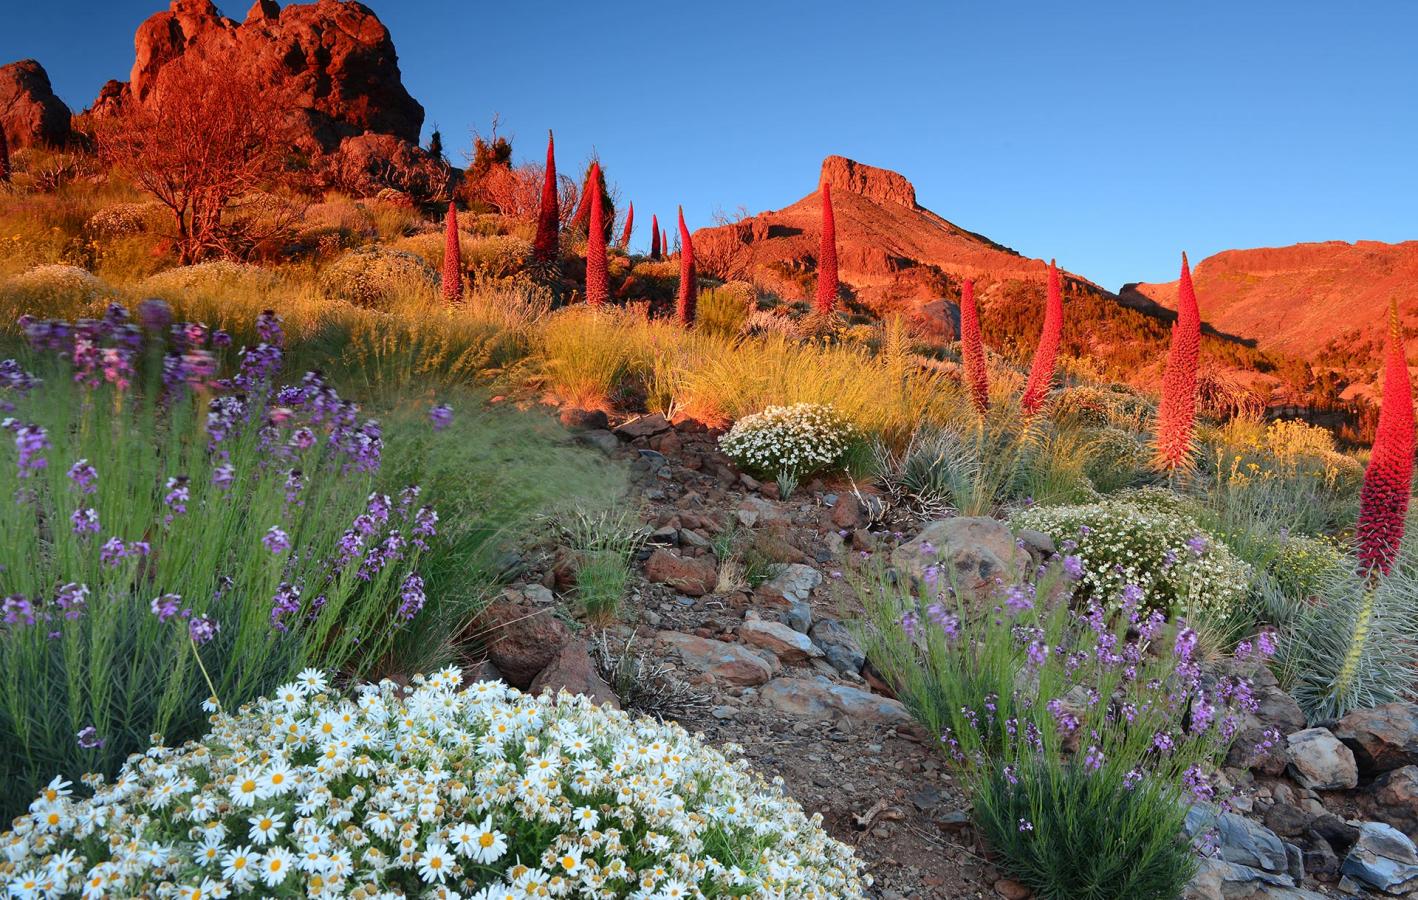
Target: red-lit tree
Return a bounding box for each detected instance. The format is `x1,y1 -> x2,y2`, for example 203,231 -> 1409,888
619,201 -> 634,249
675,207 -> 696,325
1356,303 -> 1416,578
584,162 -> 609,307
1155,252 -> 1202,469
1020,259 -> 1064,416
959,279 -> 989,415
815,182 -> 838,315
531,130 -> 559,264
650,215 -> 661,260
441,202 -> 463,303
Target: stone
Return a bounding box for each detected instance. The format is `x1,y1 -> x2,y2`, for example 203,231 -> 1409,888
759,676 -> 914,728
1263,803 -> 1313,839
1186,806 -> 1289,873
739,618 -> 823,664
1333,703 -> 1418,776
470,598 -> 571,689
559,408 -> 609,431
101,0 -> 424,151
831,494 -> 863,529
644,549 -> 717,597
613,412 -> 671,440
574,429 -> 620,455
529,639 -> 619,709
1341,821 -> 1418,894
736,495 -> 789,528
1372,765 -> 1418,836
809,618 -> 866,676
892,517 -> 1030,603
0,60 -> 72,150
464,659 -> 503,684
1310,813 -> 1361,855
1183,856 -> 1326,900
755,563 -> 821,609
1015,528 -> 1056,560
992,879 -> 1030,899
1286,728 -> 1358,790
521,584 -> 555,606
657,631 -> 776,686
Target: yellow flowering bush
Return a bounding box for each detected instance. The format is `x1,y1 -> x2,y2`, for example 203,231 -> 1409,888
1,669 -> 865,899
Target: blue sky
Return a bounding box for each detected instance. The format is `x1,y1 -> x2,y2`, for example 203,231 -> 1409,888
5,0 -> 1415,290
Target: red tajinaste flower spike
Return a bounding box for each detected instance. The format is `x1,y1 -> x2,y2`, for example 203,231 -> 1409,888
0,129 -> 10,183
1155,252 -> 1202,469
441,202 -> 463,304
1357,303 -> 1415,577
532,130 -> 559,264
650,215 -> 661,260
619,201 -> 634,249
959,279 -> 989,415
676,206 -> 696,325
1021,259 -> 1064,416
584,162 -> 608,308
815,182 -> 838,315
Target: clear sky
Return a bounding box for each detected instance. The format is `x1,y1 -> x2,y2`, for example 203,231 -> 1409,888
4,0 -> 1415,290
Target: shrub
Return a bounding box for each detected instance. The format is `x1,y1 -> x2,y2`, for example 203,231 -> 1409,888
696,280 -> 755,338
0,265 -> 114,323
1012,497 -> 1251,618
84,202 -> 159,238
141,260 -> 281,298
555,507 -> 646,622
1,670 -> 867,898
856,556 -> 1262,900
0,307 -> 438,816
718,402 -> 855,485
318,246 -> 438,310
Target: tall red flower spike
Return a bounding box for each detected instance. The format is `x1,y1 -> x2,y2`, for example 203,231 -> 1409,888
584,162 -> 608,308
1357,303 -> 1416,578
619,201 -> 634,250
1021,259 -> 1064,416
959,279 -> 989,415
675,206 -> 696,325
1155,252 -> 1203,469
815,182 -> 838,315
532,130 -> 559,264
0,129 -> 10,183
439,202 -> 462,304
650,215 -> 661,260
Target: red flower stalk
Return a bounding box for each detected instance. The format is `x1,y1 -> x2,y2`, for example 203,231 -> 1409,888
650,215 -> 661,260
959,279 -> 989,415
532,130 -> 559,264
675,206 -> 696,325
0,129 -> 10,183
815,182 -> 838,315
1020,259 -> 1064,416
619,201 -> 634,249
441,202 -> 463,304
584,162 -> 608,307
1357,303 -> 1415,577
1154,252 -> 1202,469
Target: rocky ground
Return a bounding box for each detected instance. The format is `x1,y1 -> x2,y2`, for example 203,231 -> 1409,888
464,406 -> 1418,900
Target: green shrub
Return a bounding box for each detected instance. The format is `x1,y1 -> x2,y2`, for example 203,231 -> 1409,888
318,246 -> 438,309
1012,497 -> 1251,618
0,265 -> 114,324
696,280 -> 755,338
555,507 -> 645,622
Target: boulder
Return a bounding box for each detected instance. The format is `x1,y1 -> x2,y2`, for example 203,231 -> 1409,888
468,597 -> 571,689
559,408 -> 610,432
1186,806 -> 1289,874
736,495 -> 789,528
1183,856 -> 1325,900
809,618 -> 866,676
892,517 -> 1030,603
613,412 -> 671,441
1341,822 -> 1418,894
0,60 -> 72,150
1333,703 -> 1418,776
529,639 -> 619,709
1372,766 -> 1418,837
98,0 -> 423,151
754,563 -> 821,629
644,549 -> 717,597
1226,665 -> 1303,774
1286,728 -> 1358,790
739,618 -> 822,664
657,631 -> 776,686
759,676 -> 914,729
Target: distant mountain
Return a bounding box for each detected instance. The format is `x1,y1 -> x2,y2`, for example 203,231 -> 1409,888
692,156 -> 1288,392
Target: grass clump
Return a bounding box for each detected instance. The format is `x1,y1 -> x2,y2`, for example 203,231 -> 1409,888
555,507 -> 645,622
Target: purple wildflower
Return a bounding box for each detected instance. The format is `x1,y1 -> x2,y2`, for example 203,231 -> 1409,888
1186,534 -> 1208,556
270,582 -> 301,631
55,583 -> 88,620
2,595 -> 34,626
188,615 -> 220,645
1062,555 -> 1085,580
14,424 -> 49,478
212,464 -> 235,492
76,726 -> 105,750
1082,745 -> 1104,772
67,459 -> 97,494
901,610 -> 920,638
70,507 -> 100,536
150,593 -> 182,623
99,537 -> 126,567
396,573 -> 427,621
136,298 -> 172,332
256,309 -> 284,347
429,403 -> 454,432
262,526 -> 290,555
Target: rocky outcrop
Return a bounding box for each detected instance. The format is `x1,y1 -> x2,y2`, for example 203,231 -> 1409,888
98,0 -> 423,152
0,60 -> 72,149
818,154 -> 917,208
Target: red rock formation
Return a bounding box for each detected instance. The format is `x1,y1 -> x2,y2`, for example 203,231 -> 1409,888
1155,253 -> 1202,469
815,182 -> 838,315
99,0 -> 423,152
1357,304 -> 1415,577
676,207 -> 696,325
1020,260 -> 1063,416
532,131 -> 559,264
442,203 -> 462,304
584,162 -> 609,307
959,279 -> 988,415
819,154 -> 916,207
0,60 -> 72,150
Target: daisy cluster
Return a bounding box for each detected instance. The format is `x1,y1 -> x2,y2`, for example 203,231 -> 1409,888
1,669 -> 866,899
1012,497 -> 1251,618
717,404 -> 854,482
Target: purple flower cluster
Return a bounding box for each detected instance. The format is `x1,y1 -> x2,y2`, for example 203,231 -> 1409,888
429,403 -> 454,432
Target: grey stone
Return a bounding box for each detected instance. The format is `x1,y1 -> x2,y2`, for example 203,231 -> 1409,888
759,676 -> 914,728
1186,806 -> 1289,873
738,617 -> 823,663
1341,821 -> 1418,894
809,618 -> 866,676
1287,727 -> 1358,790
1333,703 -> 1418,776
574,429 -> 620,455
891,517 -> 1030,604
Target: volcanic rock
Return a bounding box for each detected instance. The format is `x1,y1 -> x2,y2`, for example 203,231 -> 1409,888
1333,703 -> 1418,776
0,60 -> 72,149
